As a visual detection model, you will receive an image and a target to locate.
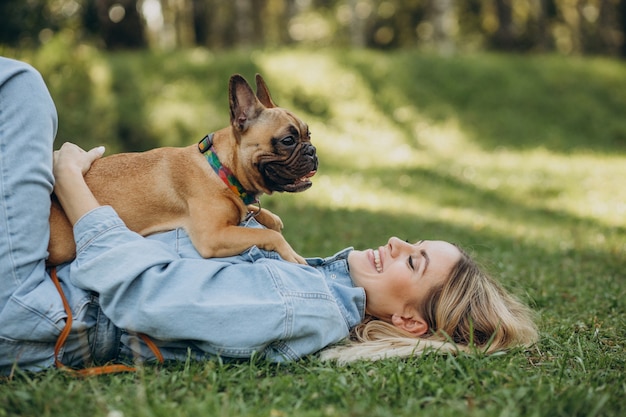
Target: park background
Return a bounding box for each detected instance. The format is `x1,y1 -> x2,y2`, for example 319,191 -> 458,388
1,1 -> 625,416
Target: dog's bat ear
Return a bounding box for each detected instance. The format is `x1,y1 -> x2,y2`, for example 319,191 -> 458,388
255,74 -> 276,109
229,74 -> 263,132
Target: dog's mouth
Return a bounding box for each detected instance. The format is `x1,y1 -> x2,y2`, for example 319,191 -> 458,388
259,151 -> 318,193
284,170 -> 317,192
260,163 -> 317,193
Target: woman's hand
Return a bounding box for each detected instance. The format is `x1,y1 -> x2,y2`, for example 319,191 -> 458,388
53,142 -> 105,225
53,142 -> 105,183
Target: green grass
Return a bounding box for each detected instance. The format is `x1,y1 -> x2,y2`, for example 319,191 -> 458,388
1,42 -> 625,416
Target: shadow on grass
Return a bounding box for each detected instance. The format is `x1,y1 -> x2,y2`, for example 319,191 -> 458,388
338,50 -> 626,154
320,162 -> 624,239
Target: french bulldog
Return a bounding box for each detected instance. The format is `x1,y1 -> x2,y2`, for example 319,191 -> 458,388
48,74 -> 317,265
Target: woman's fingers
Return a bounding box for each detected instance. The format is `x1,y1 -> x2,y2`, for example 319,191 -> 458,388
53,142 -> 105,177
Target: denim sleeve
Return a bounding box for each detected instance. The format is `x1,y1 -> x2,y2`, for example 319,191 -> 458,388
68,206 -> 351,359
69,205 -> 183,329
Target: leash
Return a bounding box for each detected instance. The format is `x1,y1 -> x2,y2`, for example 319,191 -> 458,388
49,267 -> 164,376
198,133 -> 260,205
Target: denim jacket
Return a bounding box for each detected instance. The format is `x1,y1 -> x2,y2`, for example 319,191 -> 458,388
51,206 -> 364,366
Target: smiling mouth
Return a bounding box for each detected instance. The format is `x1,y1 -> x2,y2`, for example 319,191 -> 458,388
373,249 -> 382,272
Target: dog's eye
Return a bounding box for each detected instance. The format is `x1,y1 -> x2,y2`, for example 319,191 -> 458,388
281,136 -> 296,146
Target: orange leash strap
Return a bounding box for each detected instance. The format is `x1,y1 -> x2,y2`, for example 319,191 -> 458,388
139,333 -> 165,363
49,267 -> 164,376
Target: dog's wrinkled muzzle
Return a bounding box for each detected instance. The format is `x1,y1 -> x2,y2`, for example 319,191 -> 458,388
259,144 -> 318,193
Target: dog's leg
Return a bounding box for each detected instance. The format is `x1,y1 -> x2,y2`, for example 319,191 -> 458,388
188,222 -> 306,264
247,206 -> 284,232
187,198 -> 305,263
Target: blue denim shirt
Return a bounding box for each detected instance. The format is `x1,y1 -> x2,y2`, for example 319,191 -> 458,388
55,206 -> 365,365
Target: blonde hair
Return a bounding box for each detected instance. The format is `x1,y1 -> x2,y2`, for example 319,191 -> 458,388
320,247 -> 538,364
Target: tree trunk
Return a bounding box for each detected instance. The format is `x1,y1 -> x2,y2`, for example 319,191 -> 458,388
234,0 -> 254,45
173,0 -> 195,47
430,0 -> 456,54
534,0 -> 551,51
192,0 -> 208,45
493,0 -> 515,50
96,0 -> 146,49
622,0 -> 626,57
349,0 -> 367,47
608,0 -> 626,57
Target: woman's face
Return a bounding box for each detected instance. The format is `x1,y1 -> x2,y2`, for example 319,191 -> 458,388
348,237 -> 461,333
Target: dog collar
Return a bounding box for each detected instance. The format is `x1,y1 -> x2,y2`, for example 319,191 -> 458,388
198,133 -> 259,205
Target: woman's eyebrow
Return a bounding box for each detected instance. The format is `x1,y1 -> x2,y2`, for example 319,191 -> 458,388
421,249 -> 430,275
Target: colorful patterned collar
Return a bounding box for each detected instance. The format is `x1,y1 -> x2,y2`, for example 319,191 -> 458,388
198,133 -> 259,205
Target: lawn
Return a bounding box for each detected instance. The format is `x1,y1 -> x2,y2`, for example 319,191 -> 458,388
1,42 -> 625,417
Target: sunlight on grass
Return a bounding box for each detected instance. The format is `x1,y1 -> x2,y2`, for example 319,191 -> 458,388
255,50 -> 625,256
257,51 -> 416,168
149,85 -> 219,146
296,146 -> 622,258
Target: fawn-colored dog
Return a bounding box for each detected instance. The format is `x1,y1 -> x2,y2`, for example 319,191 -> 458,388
48,74 -> 317,265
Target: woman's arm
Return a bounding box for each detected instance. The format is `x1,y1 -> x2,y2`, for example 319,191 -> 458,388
53,143 -> 350,359
53,142 -> 105,224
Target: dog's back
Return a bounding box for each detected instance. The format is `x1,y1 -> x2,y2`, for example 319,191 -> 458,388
47,145 -> 220,264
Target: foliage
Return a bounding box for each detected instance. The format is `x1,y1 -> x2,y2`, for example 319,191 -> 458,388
0,47 -> 625,416
0,0 -> 624,55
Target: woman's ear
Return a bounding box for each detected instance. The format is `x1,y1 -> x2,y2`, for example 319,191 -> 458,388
391,313 -> 428,336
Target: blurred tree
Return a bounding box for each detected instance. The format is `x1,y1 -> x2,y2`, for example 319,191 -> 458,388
430,0 -> 456,54
190,0 -> 233,47
621,0 -> 626,56
362,0 -> 429,49
455,0 -> 483,47
234,0 -> 254,44
191,0 -> 208,44
94,0 -> 147,49
166,0 -> 195,47
582,0 -> 624,55
534,0 -> 555,51
493,0 -> 516,50
265,0 -> 297,45
0,0 -> 49,46
348,0 -> 367,47
0,0 -> 624,56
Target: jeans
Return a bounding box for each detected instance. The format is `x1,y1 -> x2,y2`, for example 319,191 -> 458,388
0,57 -> 119,374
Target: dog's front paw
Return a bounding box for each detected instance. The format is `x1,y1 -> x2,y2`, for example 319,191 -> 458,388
280,249 -> 307,265
252,207 -> 284,232
271,236 -> 306,264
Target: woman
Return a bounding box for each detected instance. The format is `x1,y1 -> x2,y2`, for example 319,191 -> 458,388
0,57 -> 537,375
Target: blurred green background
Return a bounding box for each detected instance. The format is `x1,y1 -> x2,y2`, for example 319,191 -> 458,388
2,0 -> 626,55
2,0 -> 625,155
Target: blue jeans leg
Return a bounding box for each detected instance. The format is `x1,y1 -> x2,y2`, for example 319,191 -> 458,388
0,57 -> 57,304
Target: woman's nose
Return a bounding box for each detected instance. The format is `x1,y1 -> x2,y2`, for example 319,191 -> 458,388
388,237 -> 411,256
